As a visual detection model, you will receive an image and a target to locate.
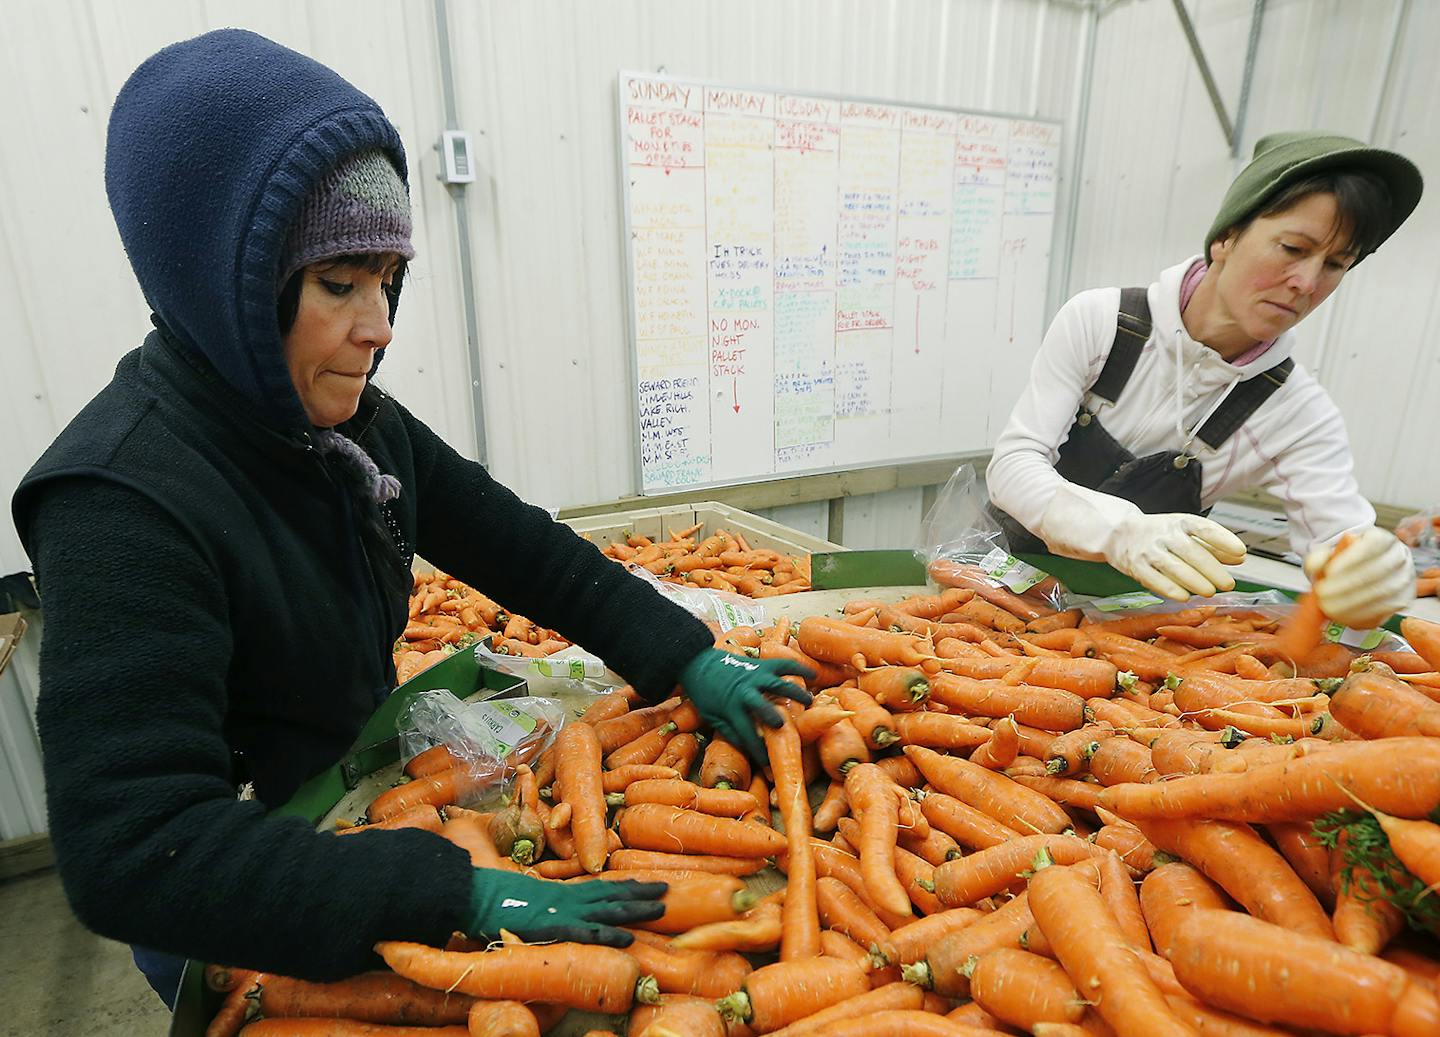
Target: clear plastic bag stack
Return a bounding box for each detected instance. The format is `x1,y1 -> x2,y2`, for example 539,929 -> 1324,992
916,463 -> 1072,614
472,642 -> 625,700
625,561 -> 768,632
398,689 -> 566,806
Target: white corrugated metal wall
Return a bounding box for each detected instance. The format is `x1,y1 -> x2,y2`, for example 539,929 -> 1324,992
0,0 -> 1434,837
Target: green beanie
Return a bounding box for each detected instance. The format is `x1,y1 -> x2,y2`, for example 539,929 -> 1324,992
1204,131 -> 1422,264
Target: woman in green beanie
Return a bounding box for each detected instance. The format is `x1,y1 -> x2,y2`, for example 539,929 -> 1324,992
988,131 -> 1423,629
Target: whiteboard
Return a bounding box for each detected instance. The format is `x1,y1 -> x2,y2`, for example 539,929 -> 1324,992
619,72 -> 1061,493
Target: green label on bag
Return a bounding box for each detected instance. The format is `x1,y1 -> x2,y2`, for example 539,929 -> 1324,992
979,548 -> 1048,593
1322,622 -> 1386,651
533,658 -> 589,680
1091,591 -> 1166,612
475,701 -> 538,758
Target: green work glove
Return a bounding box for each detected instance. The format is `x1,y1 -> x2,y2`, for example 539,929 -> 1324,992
679,648 -> 814,765
467,869 -> 666,947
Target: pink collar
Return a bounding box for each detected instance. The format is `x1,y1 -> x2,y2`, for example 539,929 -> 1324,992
1179,259 -> 1276,367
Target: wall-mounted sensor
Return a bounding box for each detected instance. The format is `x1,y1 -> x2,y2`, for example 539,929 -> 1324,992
440,130 -> 477,184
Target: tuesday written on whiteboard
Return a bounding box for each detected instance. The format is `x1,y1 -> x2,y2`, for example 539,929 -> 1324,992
621,73 -> 1060,493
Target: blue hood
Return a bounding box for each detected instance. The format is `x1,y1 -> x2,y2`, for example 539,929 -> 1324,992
105,28 -> 409,429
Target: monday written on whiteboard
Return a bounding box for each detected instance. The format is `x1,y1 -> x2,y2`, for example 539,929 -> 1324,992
619,72 -> 1061,493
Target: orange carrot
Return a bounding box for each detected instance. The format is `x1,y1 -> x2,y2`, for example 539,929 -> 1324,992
367,766 -> 479,822
335,804 -> 443,837
1329,831 -> 1406,955
742,772 -> 771,826
873,754 -> 924,790
1330,668 -> 1440,739
404,744 -> 463,779
918,791 -> 1019,850
1045,724 -> 1117,776
611,779 -> 758,818
1129,817 -> 1332,940
235,1022 -> 467,1036
1168,909 -> 1440,1035
617,802 -> 786,857
817,713 -> 872,780
1027,865 -> 1198,1036
815,875 -> 897,964
1096,850 -> 1151,952
1087,737 -> 1159,787
887,907 -> 986,965
593,701 -> 680,753
715,958 -> 871,1033
892,712 -> 993,751
906,746 -> 1072,835
669,900 -> 783,953
621,930 -> 751,999
1269,821 -> 1337,909
1400,616 -> 1440,671
832,685 -> 900,750
843,763 -> 913,919
609,849 -> 766,875
794,702 -> 856,745
808,840 -> 913,931
604,721 -> 679,770
1099,737 -> 1440,821
699,737 -> 751,790
761,982 -> 926,1037
813,781 -> 849,833
969,717 -> 1021,770
627,993 -> 727,1037
466,1000 -> 539,1036
933,834 -> 1100,907
765,718 -> 821,961
1094,823 -> 1169,874
555,722 -> 609,874
601,765 -> 682,793
375,941 -> 651,1014
969,947 -> 1083,1030
796,616 -> 931,668
901,888 -> 1048,997
928,673 -> 1087,731
857,666 -> 932,710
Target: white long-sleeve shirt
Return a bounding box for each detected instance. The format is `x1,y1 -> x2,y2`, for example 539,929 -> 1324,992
987,258 -> 1374,556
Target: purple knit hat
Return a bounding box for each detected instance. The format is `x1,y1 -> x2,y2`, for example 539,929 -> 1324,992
278,150 -> 415,286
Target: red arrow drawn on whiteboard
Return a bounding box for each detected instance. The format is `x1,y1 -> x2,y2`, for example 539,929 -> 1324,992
732,377 -> 741,413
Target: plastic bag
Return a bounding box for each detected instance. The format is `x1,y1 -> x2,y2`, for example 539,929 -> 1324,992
916,463 -> 1072,613
1079,589 -> 1413,654
1395,506 -> 1440,576
398,689 -> 567,805
474,642 -> 626,699
625,561 -> 768,632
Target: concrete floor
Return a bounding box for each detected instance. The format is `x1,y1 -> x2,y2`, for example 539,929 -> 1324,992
0,869 -> 171,1036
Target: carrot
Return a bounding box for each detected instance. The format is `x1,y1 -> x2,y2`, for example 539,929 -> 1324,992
554,722 -> 609,874
808,839 -> 913,931
609,849 -> 765,875
1087,737 -> 1159,787
1094,823 -> 1170,874
1099,737 -> 1440,821
669,900 -> 783,952
1007,773 -> 1106,814
1329,830 -> 1406,955
901,887 -> 1048,996
1138,861 -> 1231,957
376,941 -> 653,1014
1095,850 -> 1151,952
918,790 -> 1019,850
715,958 -> 871,1033
1044,724 -> 1115,776
1128,817 -> 1333,939
811,780 -> 849,834
466,1000 -> 539,1037
762,982 -> 926,1037
618,802 -> 786,857
933,834 -> 1100,907
969,717 -> 1022,770
1027,865 -> 1199,1036
763,719 -> 821,961
610,779 -> 757,818
928,673 -> 1086,731
894,839 -> 953,908
815,875 -> 897,964
235,1023 -> 467,1036
1330,668 -> 1440,739
617,932 -> 752,1001
906,746 -> 1072,835
1334,794 -> 1440,894
627,994 -> 727,1037
367,766 -> 480,821
1167,908 -> 1440,1035
336,804 -> 443,837
857,666 -> 932,710
936,655 -> 1119,698
209,976 -> 261,1037
602,765 -> 682,793
594,701 -> 680,754
742,772 -> 771,825
892,712 -> 993,751
699,738 -> 751,790
969,947 -> 1083,1030
843,763 -> 913,918
1268,821 -> 1337,909
1083,607 -> 1216,640
833,685 -> 900,750
887,907 -> 986,965
404,744 -> 463,779
605,722 -> 680,770
872,754 -> 924,790
653,732 -> 703,776
1400,616 -> 1440,670
817,927 -> 871,966
797,616 -> 931,668
793,702 -> 856,745
817,713 -> 872,780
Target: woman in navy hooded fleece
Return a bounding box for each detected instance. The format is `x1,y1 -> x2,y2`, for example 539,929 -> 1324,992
12,29 -> 810,1005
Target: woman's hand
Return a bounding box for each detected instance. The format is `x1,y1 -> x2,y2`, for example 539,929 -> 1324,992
1304,526 -> 1413,629
467,870 -> 666,947
679,649 -> 814,765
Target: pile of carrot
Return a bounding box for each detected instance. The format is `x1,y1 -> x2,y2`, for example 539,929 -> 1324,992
393,569 -> 578,686
595,524 -> 813,599
208,565 -> 1440,1037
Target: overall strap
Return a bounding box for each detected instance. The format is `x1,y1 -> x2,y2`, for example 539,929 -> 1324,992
1195,358 -> 1295,449
1090,287 -> 1153,404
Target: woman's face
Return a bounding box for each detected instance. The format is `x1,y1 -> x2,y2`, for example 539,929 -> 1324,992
281,257 -> 399,428
1209,191 -> 1357,343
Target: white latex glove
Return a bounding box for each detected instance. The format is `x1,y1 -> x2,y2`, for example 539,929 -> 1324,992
1036,484 -> 1247,601
1303,526 -> 1413,630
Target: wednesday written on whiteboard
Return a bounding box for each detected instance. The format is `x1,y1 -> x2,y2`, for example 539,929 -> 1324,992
620,72 -> 1060,493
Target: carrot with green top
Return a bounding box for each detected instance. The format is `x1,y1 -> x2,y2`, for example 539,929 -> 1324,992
700,737 -> 751,790
593,700 -> 680,753
833,685 -> 899,750
928,672 -> 1087,731
1045,724 -> 1117,776
715,958 -> 871,1033
621,930 -> 751,999
857,666 -> 931,710
1329,830 -> 1406,955
617,802 -> 786,857
817,714 -> 871,781
761,982 -> 926,1037
608,779 -> 757,817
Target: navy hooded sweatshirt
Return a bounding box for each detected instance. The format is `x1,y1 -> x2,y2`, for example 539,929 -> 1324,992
11,29 -> 711,980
